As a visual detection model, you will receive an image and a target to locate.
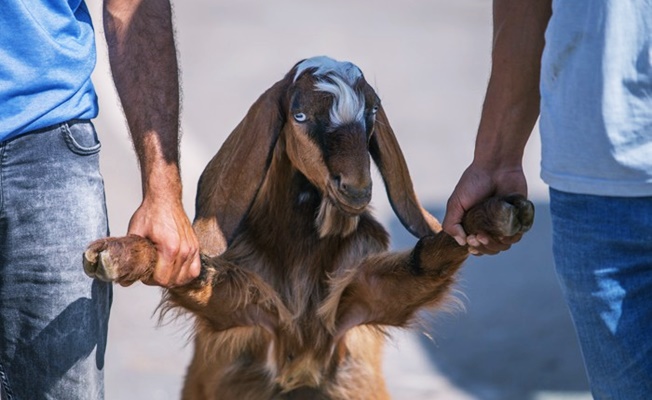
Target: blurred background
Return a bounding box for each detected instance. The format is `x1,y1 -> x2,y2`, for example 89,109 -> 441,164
86,1 -> 592,399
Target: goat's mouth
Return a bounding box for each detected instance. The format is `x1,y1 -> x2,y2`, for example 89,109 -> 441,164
327,185 -> 370,216
315,182 -> 369,238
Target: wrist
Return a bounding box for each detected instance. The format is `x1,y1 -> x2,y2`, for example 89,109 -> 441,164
471,117 -> 529,171
471,149 -> 524,173
465,159 -> 528,198
140,161 -> 183,203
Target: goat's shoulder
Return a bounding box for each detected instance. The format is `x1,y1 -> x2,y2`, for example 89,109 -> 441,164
351,213 -> 390,253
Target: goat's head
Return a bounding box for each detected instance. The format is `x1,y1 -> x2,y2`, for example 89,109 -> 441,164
194,56 -> 440,253
283,57 -> 377,220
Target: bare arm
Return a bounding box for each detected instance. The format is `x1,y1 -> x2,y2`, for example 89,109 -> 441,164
103,0 -> 199,286
443,0 -> 552,254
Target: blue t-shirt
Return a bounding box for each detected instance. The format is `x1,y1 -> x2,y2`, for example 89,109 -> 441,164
0,0 -> 98,141
540,0 -> 652,196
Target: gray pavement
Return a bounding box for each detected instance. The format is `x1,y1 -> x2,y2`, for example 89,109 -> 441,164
87,1 -> 592,398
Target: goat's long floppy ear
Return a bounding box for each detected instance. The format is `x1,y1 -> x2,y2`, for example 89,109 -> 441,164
193,75 -> 291,256
369,106 -> 441,238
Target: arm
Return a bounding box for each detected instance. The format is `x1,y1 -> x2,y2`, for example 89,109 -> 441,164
103,0 -> 200,286
442,0 -> 552,254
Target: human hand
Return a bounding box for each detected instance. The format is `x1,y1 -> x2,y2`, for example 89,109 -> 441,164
443,162 -> 528,255
127,196 -> 200,288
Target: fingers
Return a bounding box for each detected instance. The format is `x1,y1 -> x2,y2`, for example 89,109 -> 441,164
466,232 -> 522,256
144,228 -> 201,288
443,163 -> 530,257
128,199 -> 201,288
445,194 -> 522,256
446,224 -> 468,247
443,165 -> 495,246
443,197 -> 469,246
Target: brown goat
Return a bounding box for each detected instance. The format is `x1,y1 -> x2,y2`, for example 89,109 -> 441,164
84,56 -> 534,399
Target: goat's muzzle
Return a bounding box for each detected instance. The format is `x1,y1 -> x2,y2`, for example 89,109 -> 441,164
330,175 -> 372,214
325,125 -> 372,215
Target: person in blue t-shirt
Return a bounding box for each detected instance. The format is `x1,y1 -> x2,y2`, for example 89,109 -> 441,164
0,1 -> 200,398
443,1 -> 652,398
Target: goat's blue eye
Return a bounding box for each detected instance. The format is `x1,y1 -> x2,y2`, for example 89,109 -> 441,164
371,106 -> 379,115
294,113 -> 307,122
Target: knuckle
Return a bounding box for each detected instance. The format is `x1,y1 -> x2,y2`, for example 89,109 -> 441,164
189,259 -> 201,278
166,242 -> 182,258
179,244 -> 195,259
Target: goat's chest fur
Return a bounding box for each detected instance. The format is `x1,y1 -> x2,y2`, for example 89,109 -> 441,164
196,165 -> 391,396
236,214 -> 386,312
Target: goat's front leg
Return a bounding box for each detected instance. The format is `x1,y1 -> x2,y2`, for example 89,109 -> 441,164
84,236 -> 290,331
167,256 -> 292,332
323,194 -> 534,335
322,233 -> 466,335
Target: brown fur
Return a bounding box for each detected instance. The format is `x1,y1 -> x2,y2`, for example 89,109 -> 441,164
84,57 -> 534,399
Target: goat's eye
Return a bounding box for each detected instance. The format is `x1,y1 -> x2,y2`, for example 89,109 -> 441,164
371,106 -> 379,115
293,113 -> 307,122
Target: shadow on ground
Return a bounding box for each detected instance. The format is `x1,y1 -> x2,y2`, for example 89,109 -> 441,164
387,202 -> 590,400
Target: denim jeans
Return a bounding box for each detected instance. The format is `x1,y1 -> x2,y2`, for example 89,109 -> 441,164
550,188 -> 652,399
0,121 -> 112,400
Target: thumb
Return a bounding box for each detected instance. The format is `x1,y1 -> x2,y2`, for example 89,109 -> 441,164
443,196 -> 468,246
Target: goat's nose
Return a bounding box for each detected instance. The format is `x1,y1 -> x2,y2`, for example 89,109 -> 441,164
335,175 -> 372,203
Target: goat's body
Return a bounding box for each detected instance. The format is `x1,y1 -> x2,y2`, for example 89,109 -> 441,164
180,140 -> 391,399
182,326 -> 388,400
82,56 -> 534,400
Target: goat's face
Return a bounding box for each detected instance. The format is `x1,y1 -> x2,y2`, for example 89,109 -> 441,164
284,57 -> 381,216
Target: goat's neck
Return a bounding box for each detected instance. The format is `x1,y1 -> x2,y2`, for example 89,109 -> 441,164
242,142 -> 363,315
250,142 -> 359,247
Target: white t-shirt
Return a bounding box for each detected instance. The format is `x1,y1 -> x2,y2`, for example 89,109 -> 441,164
539,0 -> 652,196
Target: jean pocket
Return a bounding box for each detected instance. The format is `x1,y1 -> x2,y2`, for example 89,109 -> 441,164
62,120 -> 102,156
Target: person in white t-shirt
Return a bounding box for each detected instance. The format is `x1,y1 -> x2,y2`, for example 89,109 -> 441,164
443,1 -> 652,398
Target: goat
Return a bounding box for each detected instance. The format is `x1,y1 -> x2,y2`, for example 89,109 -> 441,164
83,56 -> 534,399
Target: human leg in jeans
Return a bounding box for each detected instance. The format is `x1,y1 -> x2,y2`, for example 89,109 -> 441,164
551,188 -> 652,399
0,121 -> 112,399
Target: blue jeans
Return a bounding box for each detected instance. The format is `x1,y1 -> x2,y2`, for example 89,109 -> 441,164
551,188 -> 652,399
0,121 -> 112,400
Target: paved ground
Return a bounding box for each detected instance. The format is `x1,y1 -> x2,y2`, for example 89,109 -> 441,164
87,1 -> 592,399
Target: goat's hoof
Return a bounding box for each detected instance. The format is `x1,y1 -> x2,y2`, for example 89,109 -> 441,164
83,239 -> 121,282
83,235 -> 157,284
493,194 -> 534,237
462,194 -> 535,240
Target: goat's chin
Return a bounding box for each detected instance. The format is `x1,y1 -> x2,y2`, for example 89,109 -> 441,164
334,200 -> 368,217
315,199 -> 361,238
326,185 -> 369,215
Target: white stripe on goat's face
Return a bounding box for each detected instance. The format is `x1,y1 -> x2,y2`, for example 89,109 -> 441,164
315,75 -> 365,129
294,56 -> 365,129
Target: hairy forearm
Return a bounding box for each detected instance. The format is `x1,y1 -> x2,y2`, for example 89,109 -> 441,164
474,0 -> 552,169
104,0 -> 181,200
